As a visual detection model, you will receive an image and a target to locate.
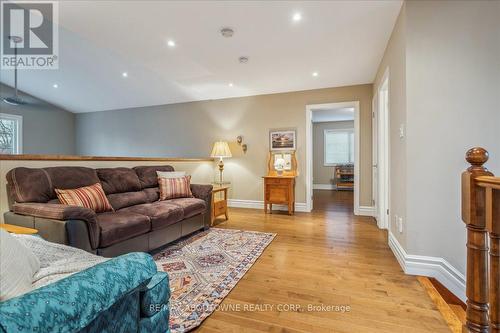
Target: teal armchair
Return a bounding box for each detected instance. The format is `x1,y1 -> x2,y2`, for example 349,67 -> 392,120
0,252 -> 170,333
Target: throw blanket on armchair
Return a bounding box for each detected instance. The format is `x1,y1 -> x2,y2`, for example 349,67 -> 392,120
14,234 -> 108,290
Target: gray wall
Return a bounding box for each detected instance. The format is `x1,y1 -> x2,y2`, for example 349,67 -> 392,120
313,120 -> 354,185
76,84 -> 374,206
405,0 -> 500,273
0,84 -> 76,155
373,4 -> 408,248
374,0 -> 500,276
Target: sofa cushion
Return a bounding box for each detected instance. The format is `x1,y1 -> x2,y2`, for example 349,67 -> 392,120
97,211 -> 151,247
0,229 -> 40,301
55,183 -> 114,213
168,198 -> 207,218
119,202 -> 183,230
133,165 -> 174,189
97,168 -> 142,194
44,166 -> 100,193
107,191 -> 149,210
6,167 -> 52,203
159,176 -> 193,201
143,187 -> 160,202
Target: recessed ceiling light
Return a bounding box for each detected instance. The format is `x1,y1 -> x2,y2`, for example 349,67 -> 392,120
122,72 -> 128,78
312,72 -> 319,77
228,83 -> 234,87
52,83 -> 58,88
167,40 -> 176,47
293,12 -> 302,22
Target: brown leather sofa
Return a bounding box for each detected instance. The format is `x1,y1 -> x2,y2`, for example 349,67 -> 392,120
4,165 -> 212,257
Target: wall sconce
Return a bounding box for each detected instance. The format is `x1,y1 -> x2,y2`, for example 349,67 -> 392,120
236,135 -> 248,153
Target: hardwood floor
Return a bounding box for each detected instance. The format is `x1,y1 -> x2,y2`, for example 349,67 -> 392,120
196,197 -> 451,332
313,189 -> 354,212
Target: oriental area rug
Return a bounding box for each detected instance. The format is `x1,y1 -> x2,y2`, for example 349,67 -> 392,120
153,228 -> 276,333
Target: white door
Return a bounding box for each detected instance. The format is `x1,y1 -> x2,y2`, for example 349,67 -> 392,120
377,73 -> 390,230
372,94 -> 379,222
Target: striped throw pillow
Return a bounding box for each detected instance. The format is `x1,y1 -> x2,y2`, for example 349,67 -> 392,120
158,175 -> 193,200
55,183 -> 113,213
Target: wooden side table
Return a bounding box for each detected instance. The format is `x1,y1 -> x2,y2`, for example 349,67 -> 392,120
211,185 -> 229,225
263,175 -> 296,215
0,223 -> 38,235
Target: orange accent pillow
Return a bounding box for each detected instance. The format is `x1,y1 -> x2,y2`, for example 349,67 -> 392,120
158,176 -> 193,200
55,183 -> 113,213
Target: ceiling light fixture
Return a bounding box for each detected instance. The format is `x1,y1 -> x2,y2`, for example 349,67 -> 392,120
239,56 -> 249,64
293,12 -> 302,22
53,84 -> 58,88
167,40 -> 175,47
122,72 -> 128,78
2,36 -> 26,106
220,27 -> 234,38
228,83 -> 234,87
312,72 -> 319,77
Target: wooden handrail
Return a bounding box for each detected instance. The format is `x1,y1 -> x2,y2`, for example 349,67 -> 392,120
0,154 -> 213,162
476,176 -> 500,190
462,147 -> 500,333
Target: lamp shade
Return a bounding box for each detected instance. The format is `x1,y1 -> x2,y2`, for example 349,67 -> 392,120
210,141 -> 232,158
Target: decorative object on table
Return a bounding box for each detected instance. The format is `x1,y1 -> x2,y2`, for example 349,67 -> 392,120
210,141 -> 232,184
263,151 -> 298,215
269,129 -> 296,151
267,151 -> 297,176
236,135 -> 248,153
211,185 -> 229,225
335,164 -> 354,190
153,228 -> 276,333
274,157 -> 286,175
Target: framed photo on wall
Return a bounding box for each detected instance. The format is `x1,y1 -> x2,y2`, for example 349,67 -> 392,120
270,130 -> 296,151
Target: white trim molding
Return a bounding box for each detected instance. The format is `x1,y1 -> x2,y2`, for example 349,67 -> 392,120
227,199 -> 308,212
388,232 -> 466,302
355,205 -> 376,217
313,184 -> 337,190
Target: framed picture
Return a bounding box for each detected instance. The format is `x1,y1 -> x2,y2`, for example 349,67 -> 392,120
270,130 -> 296,151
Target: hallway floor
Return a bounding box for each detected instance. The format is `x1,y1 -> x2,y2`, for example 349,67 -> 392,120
312,189 -> 354,212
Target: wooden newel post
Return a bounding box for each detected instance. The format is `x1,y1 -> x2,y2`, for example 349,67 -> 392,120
462,147 -> 493,333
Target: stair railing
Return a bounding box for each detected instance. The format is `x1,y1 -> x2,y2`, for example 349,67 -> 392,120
462,147 -> 499,333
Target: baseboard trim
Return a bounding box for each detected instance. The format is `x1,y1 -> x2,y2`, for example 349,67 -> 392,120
355,205 -> 376,217
388,232 -> 466,302
227,199 -> 308,212
313,184 -> 337,190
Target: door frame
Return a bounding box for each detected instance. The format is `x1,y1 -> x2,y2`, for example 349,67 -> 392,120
305,101 -> 361,214
374,68 -> 390,229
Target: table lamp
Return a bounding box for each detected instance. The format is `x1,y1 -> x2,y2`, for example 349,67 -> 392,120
210,141 -> 232,183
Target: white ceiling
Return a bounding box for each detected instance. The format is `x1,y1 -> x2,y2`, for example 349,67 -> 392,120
0,1 -> 402,113
312,107 -> 354,123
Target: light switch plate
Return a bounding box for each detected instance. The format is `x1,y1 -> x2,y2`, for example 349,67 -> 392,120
399,124 -> 405,139
398,216 -> 404,233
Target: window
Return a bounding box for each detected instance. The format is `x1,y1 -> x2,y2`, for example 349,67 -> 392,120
324,129 -> 354,165
0,113 -> 22,154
